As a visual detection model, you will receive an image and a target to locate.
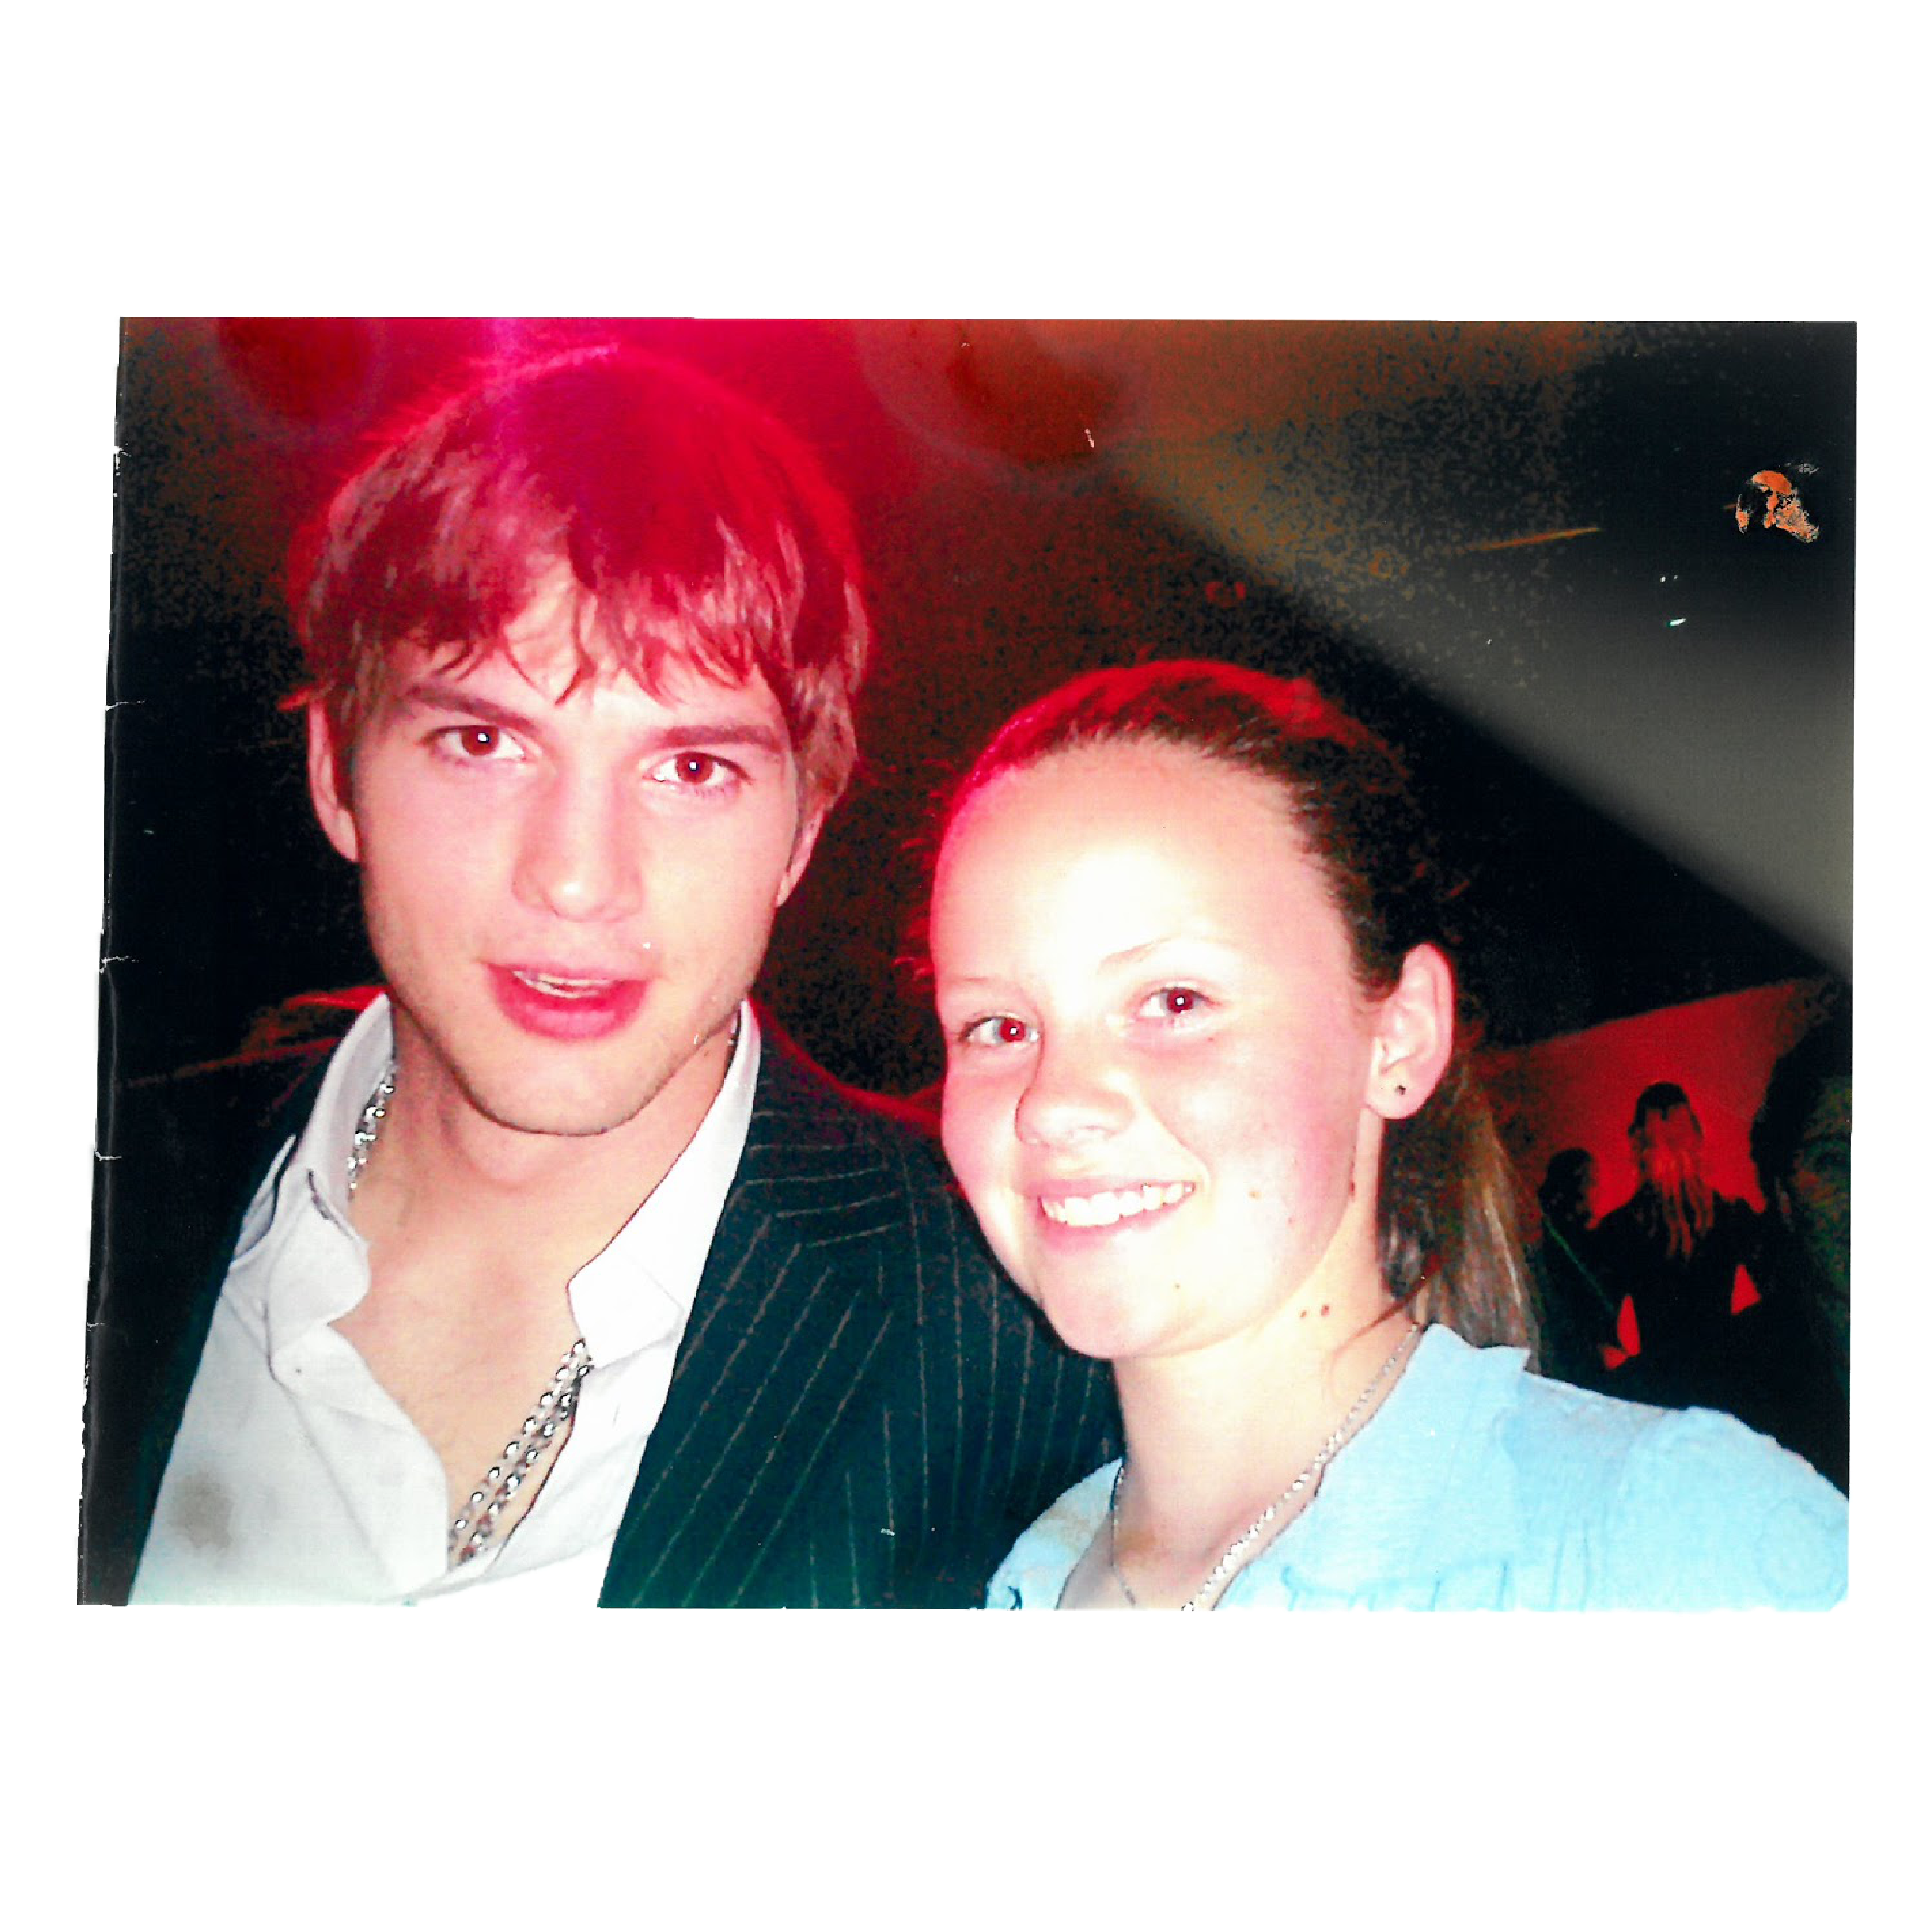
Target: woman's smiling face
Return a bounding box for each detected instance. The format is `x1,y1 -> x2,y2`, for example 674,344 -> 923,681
931,741 -> 1396,1369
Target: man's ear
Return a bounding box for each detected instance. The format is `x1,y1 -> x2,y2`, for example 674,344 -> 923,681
1368,943 -> 1456,1121
306,705 -> 361,865
774,800 -> 827,909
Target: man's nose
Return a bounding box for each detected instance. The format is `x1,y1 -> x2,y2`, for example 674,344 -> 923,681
512,771 -> 645,923
1014,1029 -> 1131,1148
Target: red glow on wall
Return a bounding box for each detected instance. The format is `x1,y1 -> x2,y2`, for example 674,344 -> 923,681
1484,978 -> 1836,1218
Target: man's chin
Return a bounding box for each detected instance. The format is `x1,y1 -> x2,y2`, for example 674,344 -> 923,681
398,1004 -> 742,1148
466,1086 -> 670,1142
454,1034 -> 734,1145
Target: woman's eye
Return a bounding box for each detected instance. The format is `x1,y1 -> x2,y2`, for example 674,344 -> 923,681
961,1014 -> 1035,1048
1142,986 -> 1209,1021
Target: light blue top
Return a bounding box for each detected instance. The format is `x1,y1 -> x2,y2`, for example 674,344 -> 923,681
987,1325 -> 1847,1609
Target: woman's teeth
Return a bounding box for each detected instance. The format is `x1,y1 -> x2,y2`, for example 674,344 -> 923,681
1041,1183 -> 1191,1228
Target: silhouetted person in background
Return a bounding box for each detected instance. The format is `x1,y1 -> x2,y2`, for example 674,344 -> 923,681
1750,1003 -> 1851,1490
1595,1082 -> 1767,1421
1530,1148 -> 1618,1393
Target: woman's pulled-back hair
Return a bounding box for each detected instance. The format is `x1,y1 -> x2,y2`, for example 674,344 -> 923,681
289,342 -> 872,812
939,658 -> 1535,1353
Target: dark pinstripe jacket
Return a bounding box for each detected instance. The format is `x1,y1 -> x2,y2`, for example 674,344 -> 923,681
79,1014 -> 1118,1607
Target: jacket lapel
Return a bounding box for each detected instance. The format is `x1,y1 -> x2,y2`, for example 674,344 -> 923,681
600,1026 -> 906,1606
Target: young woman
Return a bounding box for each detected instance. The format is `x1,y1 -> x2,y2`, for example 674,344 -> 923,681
928,661 -> 1846,1609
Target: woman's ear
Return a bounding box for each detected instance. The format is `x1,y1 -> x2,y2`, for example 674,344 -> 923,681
1369,944 -> 1455,1121
307,705 -> 361,865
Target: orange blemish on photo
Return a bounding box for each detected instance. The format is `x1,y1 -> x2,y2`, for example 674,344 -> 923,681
1735,469 -> 1820,542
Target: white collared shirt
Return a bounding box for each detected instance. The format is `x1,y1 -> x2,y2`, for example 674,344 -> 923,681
132,994 -> 760,1607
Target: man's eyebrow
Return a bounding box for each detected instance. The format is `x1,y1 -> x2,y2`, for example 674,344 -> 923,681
392,678 -> 791,755
392,680 -> 540,731
649,716 -> 792,756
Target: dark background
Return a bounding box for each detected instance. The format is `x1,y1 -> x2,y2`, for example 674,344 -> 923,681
101,319 -> 1852,1098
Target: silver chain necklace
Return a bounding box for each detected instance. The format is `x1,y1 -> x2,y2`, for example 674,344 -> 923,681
449,1339 -> 592,1565
345,1062 -> 396,1199
342,1062 -> 593,1568
1107,1321 -> 1423,1611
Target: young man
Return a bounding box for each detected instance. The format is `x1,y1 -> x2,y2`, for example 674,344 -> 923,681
81,343 -> 1115,1606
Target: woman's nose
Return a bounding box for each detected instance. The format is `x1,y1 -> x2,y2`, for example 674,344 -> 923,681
1014,1030 -> 1131,1148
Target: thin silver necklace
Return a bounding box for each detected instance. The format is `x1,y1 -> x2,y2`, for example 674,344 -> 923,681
1107,1321 -> 1423,1612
